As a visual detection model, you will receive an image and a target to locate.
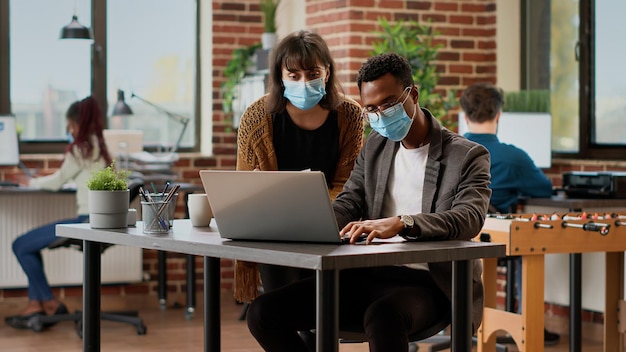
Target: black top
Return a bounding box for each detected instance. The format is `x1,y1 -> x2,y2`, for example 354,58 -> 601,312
272,110 -> 340,187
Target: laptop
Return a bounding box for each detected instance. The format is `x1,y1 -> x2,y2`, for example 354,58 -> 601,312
199,170 -> 345,244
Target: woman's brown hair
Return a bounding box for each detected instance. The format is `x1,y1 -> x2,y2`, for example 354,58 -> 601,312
65,96 -> 112,166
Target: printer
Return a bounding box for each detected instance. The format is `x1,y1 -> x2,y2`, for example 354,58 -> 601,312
562,171 -> 626,199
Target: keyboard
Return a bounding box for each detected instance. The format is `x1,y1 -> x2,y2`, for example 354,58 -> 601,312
0,181 -> 19,187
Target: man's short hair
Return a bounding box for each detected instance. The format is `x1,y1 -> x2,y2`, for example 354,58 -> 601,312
460,82 -> 504,123
357,53 -> 414,92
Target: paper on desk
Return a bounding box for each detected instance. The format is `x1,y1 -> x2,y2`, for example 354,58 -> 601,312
129,151 -> 179,164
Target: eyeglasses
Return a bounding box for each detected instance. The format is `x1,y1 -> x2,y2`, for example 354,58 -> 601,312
361,87 -> 411,123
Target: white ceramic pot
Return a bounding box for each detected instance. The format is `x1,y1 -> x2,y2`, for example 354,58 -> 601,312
261,32 -> 277,50
88,190 -> 129,229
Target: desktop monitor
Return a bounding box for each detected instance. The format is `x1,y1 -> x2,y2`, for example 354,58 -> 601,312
0,115 -> 20,166
457,112 -> 552,169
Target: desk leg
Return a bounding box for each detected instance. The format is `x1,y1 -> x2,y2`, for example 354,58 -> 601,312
451,260 -> 471,352
316,269 -> 338,352
570,253 -> 582,352
83,240 -> 101,352
186,254 -> 196,318
204,257 -> 220,352
158,250 -> 167,309
604,252 -> 624,352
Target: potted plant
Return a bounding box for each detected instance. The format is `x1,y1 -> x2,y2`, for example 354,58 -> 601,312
222,43 -> 262,116
370,18 -> 459,131
87,162 -> 131,229
260,0 -> 280,49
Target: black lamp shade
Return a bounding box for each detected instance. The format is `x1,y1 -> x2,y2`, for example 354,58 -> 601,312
112,90 -> 133,116
60,15 -> 92,39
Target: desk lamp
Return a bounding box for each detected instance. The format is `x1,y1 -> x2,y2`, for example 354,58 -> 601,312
112,90 -> 190,154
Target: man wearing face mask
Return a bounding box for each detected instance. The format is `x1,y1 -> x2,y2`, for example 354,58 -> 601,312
246,53 -> 492,351
234,30 -> 363,306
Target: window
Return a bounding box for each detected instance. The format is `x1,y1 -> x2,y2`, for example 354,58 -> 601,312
522,0 -> 625,160
590,0 -> 626,146
2,0 -> 199,152
521,0 -> 579,154
10,0 -> 91,141
108,0 -> 196,151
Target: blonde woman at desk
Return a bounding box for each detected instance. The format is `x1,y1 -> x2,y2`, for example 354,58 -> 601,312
5,96 -> 111,330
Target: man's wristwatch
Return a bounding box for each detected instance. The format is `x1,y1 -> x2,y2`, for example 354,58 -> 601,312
398,215 -> 415,237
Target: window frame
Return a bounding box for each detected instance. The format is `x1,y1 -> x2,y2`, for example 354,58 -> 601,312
0,0 -> 201,154
551,0 -> 626,161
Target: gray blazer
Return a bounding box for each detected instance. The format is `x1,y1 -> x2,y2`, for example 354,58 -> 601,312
333,109 -> 492,333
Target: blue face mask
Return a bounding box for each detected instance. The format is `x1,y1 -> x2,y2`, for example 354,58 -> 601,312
282,78 -> 326,110
67,132 -> 74,144
367,90 -> 415,142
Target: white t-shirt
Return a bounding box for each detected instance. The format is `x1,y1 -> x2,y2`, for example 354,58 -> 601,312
383,142 -> 430,271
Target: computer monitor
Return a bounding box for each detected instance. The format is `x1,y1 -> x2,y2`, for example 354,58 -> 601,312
457,112 -> 552,169
0,115 -> 20,166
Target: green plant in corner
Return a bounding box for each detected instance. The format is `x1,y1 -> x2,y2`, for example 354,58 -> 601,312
370,18 -> 458,130
86,162 -> 130,191
222,43 -> 262,115
260,0 -> 280,33
503,90 -> 551,113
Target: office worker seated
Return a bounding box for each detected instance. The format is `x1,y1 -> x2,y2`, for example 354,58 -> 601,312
234,30 -> 363,300
6,96 -> 111,330
246,53 -> 491,351
460,82 -> 558,344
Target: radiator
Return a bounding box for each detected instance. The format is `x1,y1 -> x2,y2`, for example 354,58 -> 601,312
0,190 -> 142,288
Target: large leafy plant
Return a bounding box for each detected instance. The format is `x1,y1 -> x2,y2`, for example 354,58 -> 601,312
371,18 -> 458,129
87,162 -> 130,191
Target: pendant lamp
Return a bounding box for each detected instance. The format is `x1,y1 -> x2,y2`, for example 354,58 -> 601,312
60,15 -> 92,39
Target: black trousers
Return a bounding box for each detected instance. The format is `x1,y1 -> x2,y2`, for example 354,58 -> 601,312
247,266 -> 450,352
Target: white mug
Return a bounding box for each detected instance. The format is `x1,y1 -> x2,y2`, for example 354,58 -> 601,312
187,193 -> 213,227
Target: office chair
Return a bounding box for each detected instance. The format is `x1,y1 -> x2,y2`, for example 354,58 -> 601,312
339,310 -> 451,352
26,178 -> 147,338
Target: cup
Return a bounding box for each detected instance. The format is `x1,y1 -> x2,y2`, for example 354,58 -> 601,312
187,193 -> 212,227
141,201 -> 171,234
149,192 -> 178,227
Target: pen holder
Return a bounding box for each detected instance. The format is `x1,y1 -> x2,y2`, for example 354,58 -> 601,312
141,200 -> 171,234
148,193 -> 178,227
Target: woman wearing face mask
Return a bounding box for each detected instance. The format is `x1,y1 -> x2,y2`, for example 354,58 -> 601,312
6,97 -> 111,331
234,30 -> 364,304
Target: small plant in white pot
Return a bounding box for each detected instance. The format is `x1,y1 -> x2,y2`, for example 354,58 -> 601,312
260,0 -> 280,49
87,163 -> 131,229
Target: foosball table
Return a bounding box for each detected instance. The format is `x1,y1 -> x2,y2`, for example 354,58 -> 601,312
477,212 -> 626,352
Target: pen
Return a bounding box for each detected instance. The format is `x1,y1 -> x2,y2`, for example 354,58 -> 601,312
161,181 -> 170,197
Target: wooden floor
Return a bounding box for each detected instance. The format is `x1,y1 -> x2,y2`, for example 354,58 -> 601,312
0,291 -> 606,351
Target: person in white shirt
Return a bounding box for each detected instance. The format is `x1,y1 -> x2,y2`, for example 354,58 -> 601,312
5,96 -> 111,331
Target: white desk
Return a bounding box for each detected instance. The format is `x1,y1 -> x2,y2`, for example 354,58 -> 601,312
57,219 -> 504,352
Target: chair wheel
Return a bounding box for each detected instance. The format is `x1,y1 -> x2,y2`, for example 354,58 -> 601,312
76,320 -> 83,339
30,319 -> 44,333
137,324 -> 147,335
